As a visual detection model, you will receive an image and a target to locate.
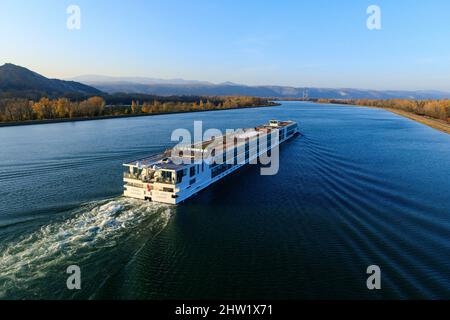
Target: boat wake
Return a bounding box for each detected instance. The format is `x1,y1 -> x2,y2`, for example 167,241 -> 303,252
0,197 -> 171,299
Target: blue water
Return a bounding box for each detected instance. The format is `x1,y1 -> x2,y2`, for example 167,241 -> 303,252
0,101 -> 449,299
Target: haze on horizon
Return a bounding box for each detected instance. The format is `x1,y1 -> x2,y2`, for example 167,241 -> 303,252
1,0 -> 450,91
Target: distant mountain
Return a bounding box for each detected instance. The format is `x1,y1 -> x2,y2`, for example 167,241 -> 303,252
0,64 -> 103,99
70,74 -> 212,86
83,79 -> 450,100
5,64 -> 447,100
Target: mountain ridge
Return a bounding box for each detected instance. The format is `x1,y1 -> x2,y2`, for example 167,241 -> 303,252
2,64 -> 450,100
70,73 -> 450,99
85,80 -> 450,100
0,63 -> 104,99
70,74 -> 213,86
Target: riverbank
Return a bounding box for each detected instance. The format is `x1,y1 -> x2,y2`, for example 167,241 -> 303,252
383,108 -> 450,134
310,101 -> 450,135
0,103 -> 279,128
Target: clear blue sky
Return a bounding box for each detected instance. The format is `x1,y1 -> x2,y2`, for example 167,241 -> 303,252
1,0 -> 450,90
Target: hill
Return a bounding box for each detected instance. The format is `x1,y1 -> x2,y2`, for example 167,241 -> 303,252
77,78 -> 450,100
0,63 -> 103,99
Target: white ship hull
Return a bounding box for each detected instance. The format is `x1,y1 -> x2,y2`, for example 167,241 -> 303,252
123,120 -> 299,204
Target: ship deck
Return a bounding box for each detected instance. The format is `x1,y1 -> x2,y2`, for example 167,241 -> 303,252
125,121 -> 296,170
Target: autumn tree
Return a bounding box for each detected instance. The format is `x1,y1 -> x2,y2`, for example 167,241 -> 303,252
1,95 -> 273,123
127,100 -> 141,114
0,99 -> 33,121
55,98 -> 71,118
78,96 -> 105,117
141,102 -> 151,113
32,97 -> 54,120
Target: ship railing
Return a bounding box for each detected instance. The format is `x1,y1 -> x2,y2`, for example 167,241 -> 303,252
123,173 -> 140,179
124,173 -> 164,184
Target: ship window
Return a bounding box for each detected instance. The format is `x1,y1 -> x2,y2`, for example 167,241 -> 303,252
163,187 -> 174,193
190,178 -> 196,185
190,166 -> 196,177
161,170 -> 173,183
176,170 -> 184,184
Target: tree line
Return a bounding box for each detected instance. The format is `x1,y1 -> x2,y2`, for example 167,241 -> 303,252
0,96 -> 275,122
0,97 -> 105,122
315,98 -> 450,123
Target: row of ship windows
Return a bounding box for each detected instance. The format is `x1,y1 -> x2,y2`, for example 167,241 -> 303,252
287,128 -> 296,135
175,130 -> 288,184
211,164 -> 235,178
286,124 -> 297,136
176,163 -> 205,184
209,143 -> 273,169
124,183 -> 174,193
125,182 -> 143,188
183,149 -> 255,182
210,146 -> 273,179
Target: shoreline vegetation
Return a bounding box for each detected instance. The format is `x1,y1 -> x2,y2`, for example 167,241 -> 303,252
0,96 -> 279,127
307,98 -> 450,134
382,108 -> 450,134
2,94 -> 449,134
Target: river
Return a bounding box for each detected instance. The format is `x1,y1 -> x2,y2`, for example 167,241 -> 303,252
1,101 -> 449,299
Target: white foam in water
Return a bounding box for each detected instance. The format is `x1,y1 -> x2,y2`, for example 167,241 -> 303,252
0,197 -> 171,298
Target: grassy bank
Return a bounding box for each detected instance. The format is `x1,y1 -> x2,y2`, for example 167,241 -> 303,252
307,99 -> 450,135
383,108 -> 450,134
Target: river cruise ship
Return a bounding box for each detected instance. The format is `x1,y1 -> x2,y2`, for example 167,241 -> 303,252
123,120 -> 299,204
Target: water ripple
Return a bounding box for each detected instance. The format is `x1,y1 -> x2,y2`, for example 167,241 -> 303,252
0,197 -> 171,299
